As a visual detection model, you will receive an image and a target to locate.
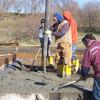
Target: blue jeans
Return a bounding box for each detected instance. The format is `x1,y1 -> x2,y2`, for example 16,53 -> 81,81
93,77 -> 100,100
72,44 -> 77,60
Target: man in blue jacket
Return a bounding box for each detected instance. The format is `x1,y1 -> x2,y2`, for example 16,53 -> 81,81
51,13 -> 72,77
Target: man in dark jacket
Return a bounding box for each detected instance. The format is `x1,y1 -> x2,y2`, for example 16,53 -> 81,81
80,33 -> 100,100
38,18 -> 54,66
52,13 -> 72,77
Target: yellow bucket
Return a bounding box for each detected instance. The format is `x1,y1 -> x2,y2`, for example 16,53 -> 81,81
65,65 -> 72,76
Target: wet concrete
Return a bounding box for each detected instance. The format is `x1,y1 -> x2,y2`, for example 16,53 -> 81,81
0,63 -> 93,100
0,46 -> 93,100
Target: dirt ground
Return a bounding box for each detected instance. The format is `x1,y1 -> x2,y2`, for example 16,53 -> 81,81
0,66 -> 93,100
0,69 -> 93,92
0,46 -> 93,100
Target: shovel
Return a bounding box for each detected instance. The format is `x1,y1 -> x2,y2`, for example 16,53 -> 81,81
31,48 -> 41,66
52,78 -> 82,92
52,74 -> 93,92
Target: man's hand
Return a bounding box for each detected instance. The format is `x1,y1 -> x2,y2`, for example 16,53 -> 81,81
45,30 -> 52,35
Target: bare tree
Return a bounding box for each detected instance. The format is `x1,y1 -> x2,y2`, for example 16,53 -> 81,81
13,0 -> 23,14
21,0 -> 31,14
31,0 -> 38,13
0,0 -> 15,13
81,1 -> 100,32
30,0 -> 45,14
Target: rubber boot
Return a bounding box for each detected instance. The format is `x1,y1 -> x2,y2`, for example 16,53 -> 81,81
72,59 -> 80,72
48,56 -> 54,66
55,52 -> 60,64
75,59 -> 80,72
65,65 -> 72,76
62,65 -> 66,77
57,64 -> 66,78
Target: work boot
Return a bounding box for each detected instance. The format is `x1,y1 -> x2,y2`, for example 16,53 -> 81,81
57,64 -> 66,78
65,65 -> 72,76
48,56 -> 54,66
72,58 -> 80,72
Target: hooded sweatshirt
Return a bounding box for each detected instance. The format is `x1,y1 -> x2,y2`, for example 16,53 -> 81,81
53,13 -> 69,38
53,13 -> 72,44
63,11 -> 78,43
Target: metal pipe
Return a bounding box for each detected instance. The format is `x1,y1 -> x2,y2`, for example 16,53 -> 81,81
43,0 -> 50,73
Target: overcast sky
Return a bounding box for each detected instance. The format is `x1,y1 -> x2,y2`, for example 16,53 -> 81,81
76,0 -> 100,6
76,0 -> 87,6
7,0 -> 100,13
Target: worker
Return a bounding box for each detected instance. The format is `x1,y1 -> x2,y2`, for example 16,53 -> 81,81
38,18 -> 53,66
80,34 -> 100,100
38,18 -> 52,48
46,13 -> 72,77
63,11 -> 79,72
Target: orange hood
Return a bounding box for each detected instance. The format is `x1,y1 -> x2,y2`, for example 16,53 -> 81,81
63,11 -> 78,43
63,11 -> 72,22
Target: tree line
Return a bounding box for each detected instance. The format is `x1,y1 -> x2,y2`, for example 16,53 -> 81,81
0,0 -> 100,33
54,0 -> 100,33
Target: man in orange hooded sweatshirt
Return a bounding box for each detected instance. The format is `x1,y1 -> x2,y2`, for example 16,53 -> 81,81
63,11 -> 78,61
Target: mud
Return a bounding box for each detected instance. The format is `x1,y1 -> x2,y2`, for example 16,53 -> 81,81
0,46 -> 93,100
0,67 -> 93,100
0,63 -> 93,92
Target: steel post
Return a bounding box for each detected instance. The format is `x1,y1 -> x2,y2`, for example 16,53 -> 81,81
43,0 -> 50,73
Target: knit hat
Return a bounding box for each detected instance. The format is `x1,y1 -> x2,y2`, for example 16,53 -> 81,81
54,13 -> 64,23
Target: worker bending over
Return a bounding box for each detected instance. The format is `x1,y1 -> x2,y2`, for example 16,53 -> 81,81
80,34 -> 100,100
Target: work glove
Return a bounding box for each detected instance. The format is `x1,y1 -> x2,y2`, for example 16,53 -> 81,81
45,30 -> 52,35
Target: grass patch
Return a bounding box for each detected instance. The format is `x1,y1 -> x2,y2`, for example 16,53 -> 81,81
18,39 -> 39,46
